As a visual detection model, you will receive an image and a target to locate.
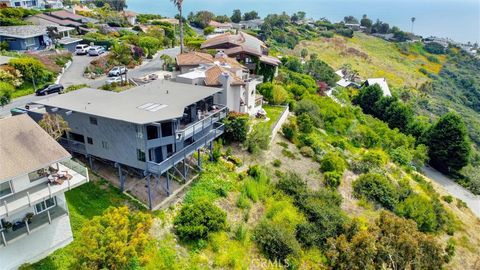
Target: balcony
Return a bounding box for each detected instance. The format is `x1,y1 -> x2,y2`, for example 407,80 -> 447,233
1,205 -> 68,247
147,122 -> 225,175
0,160 -> 88,218
176,105 -> 227,142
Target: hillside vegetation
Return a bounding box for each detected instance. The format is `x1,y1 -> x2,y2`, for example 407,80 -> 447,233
294,33 -> 444,88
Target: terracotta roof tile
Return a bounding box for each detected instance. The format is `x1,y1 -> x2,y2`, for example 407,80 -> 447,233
176,52 -> 214,66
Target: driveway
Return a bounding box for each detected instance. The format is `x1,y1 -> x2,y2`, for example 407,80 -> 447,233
60,54 -> 103,88
0,47 -> 180,118
422,166 -> 480,218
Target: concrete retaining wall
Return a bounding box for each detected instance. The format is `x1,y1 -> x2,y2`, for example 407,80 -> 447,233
270,106 -> 289,144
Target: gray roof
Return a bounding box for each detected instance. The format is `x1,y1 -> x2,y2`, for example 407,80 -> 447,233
35,80 -> 222,125
0,114 -> 71,183
58,37 -> 82,45
0,25 -> 74,39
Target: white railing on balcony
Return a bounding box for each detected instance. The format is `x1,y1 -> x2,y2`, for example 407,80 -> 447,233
0,160 -> 88,218
147,123 -> 225,175
176,105 -> 227,141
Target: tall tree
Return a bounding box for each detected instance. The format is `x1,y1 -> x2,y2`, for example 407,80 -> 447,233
427,112 -> 471,174
171,0 -> 184,53
231,9 -> 241,23
411,17 -> 416,33
39,113 -> 70,141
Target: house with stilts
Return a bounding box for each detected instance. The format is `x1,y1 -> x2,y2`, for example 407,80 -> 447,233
27,80 -> 227,209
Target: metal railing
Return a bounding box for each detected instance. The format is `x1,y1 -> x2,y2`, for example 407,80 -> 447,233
59,138 -> 87,155
60,159 -> 88,177
176,106 -> 227,142
147,123 -> 225,175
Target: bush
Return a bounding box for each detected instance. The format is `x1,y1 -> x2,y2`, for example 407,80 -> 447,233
0,82 -> 14,106
323,171 -> 342,189
282,120 -> 298,142
320,152 -> 347,174
442,195 -> 453,203
223,112 -> 249,143
173,200 -> 227,241
355,149 -> 388,172
272,159 -> 282,167
394,194 -> 438,232
203,26 -> 215,35
300,146 -> 314,157
424,42 -> 445,54
253,220 -> 301,263
272,84 -> 288,105
352,173 -> 399,210
297,113 -> 314,133
245,125 -> 271,153
9,57 -> 53,85
277,172 -> 308,199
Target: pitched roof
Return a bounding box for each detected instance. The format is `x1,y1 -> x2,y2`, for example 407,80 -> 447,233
49,10 -> 98,23
34,81 -> 222,125
176,52 -> 214,66
0,114 -> 71,182
176,52 -> 246,70
33,13 -> 82,27
204,66 -> 244,86
209,20 -> 232,28
0,25 -> 74,39
120,10 -> 137,17
259,55 -> 281,66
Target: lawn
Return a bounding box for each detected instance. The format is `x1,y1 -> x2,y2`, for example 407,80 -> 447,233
26,175 -> 145,270
11,82 -> 49,99
254,105 -> 287,131
293,32 -> 445,89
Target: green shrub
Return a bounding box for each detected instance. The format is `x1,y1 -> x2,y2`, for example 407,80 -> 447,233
394,194 -> 438,232
277,172 -> 308,199
300,146 -> 314,157
352,173 -> 399,210
245,125 -> 270,154
173,200 -> 227,241
442,195 -> 453,203
223,112 -> 249,143
253,220 -> 300,263
297,113 -> 314,133
0,82 -> 14,106
282,149 -> 297,159
354,149 -> 388,172
272,159 -> 282,167
320,152 -> 347,174
323,171 -> 342,189
282,120 -> 298,142
236,193 -> 251,209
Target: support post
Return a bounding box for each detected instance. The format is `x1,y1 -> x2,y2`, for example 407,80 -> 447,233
3,201 -> 7,217
197,149 -> 202,171
27,192 -> 31,206
1,231 -> 6,247
118,164 -> 125,192
47,210 -> 52,224
209,142 -> 214,161
48,183 -> 52,198
147,174 -> 153,210
25,220 -> 30,234
166,171 -> 170,196
88,155 -> 94,172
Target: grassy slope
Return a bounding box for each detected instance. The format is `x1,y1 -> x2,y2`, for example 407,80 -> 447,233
28,176 -> 144,270
293,32 -> 444,89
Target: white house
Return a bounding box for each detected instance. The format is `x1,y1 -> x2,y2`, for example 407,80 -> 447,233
176,52 -> 263,116
0,114 -> 88,270
364,78 -> 392,97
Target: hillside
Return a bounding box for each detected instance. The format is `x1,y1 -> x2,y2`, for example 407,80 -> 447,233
293,32 -> 444,89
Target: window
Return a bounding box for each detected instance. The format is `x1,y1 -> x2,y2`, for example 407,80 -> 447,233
70,132 -> 85,143
35,197 -> 56,214
166,144 -> 174,156
161,122 -> 173,137
0,181 -> 13,199
28,168 -> 48,182
101,141 -> 109,149
87,137 -> 93,144
25,37 -> 35,47
147,125 -> 159,140
137,149 -> 146,162
89,117 -> 98,125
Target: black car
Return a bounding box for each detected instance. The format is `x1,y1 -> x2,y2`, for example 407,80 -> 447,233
35,84 -> 64,96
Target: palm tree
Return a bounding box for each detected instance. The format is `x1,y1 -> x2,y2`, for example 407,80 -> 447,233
411,17 -> 416,33
171,0 -> 184,53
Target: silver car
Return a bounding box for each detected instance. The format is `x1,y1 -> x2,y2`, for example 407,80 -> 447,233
106,76 -> 126,85
88,46 -> 105,56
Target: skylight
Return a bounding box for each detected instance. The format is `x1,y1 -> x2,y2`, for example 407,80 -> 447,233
137,103 -> 168,112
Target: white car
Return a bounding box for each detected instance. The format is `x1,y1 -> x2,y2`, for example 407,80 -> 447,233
108,66 -> 127,77
88,46 -> 105,56
106,76 -> 126,85
75,44 -> 90,55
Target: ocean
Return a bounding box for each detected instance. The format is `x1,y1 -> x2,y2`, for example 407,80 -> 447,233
126,0 -> 480,43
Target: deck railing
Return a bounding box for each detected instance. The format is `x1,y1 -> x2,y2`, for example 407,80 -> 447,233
176,105 -> 227,141
147,123 -> 225,175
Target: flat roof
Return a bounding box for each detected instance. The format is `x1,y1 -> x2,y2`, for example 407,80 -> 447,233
35,80 -> 222,125
0,114 -> 71,183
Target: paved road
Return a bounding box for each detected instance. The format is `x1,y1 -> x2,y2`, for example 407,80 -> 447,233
422,166 -> 480,218
0,47 -> 180,118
